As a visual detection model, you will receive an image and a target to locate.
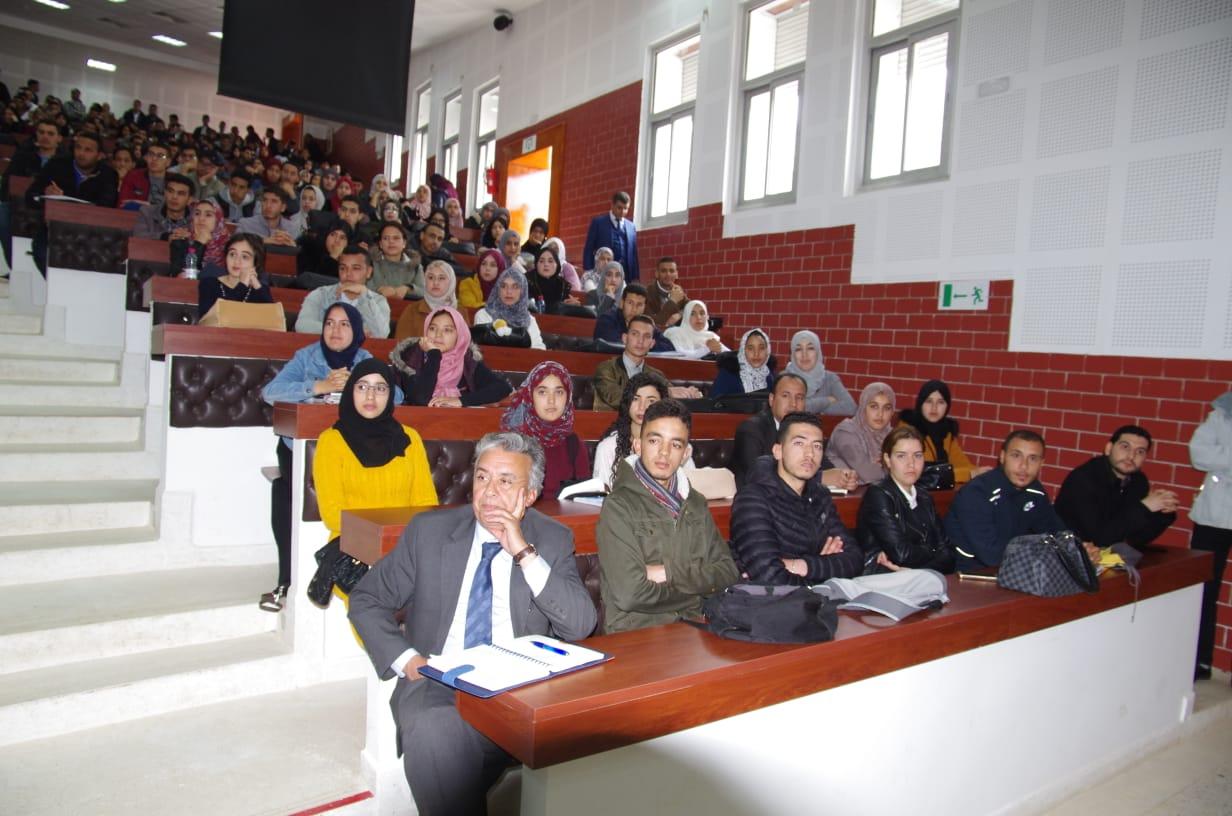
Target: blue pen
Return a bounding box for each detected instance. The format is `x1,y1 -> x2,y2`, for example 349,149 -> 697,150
530,639 -> 568,656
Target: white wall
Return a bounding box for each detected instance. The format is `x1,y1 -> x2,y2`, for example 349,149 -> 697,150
401,0 -> 1232,360
0,25 -> 286,136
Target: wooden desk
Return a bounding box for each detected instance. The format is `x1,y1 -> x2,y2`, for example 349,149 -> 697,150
45,199 -> 137,231
152,323 -> 718,380
130,237 -> 298,276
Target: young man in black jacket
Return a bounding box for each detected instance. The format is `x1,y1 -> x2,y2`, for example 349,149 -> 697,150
1055,425 -> 1178,551
25,130 -> 118,208
730,412 -> 864,584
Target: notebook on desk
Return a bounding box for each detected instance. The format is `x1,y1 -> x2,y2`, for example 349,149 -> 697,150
420,635 -> 611,698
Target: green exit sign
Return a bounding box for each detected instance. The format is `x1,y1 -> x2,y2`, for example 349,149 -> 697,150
939,281 -> 989,311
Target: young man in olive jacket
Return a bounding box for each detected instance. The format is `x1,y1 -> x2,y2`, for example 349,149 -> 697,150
730,412 -> 864,584
597,399 -> 740,633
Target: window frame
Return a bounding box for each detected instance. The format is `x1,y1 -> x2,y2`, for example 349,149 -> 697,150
643,28 -> 701,226
440,90 -> 462,186
860,3 -> 961,190
736,0 -> 809,209
470,81 -> 500,208
411,83 -> 431,189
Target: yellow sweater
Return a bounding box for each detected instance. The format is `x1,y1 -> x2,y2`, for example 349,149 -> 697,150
898,421 -> 976,483
313,424 -> 439,540
457,276 -> 486,310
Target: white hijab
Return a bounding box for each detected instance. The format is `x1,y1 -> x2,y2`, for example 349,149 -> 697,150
664,299 -> 721,351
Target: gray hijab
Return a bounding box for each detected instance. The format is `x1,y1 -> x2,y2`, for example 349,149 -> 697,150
784,330 -> 827,398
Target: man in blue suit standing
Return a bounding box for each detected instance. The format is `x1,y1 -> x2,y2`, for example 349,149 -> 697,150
583,191 -> 639,284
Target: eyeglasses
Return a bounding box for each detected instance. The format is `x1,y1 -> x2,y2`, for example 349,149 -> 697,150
354,383 -> 390,395
147,151 -> 170,160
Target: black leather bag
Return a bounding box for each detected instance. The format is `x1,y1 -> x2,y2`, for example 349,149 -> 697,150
306,537 -> 370,608
696,584 -> 840,643
916,462 -> 955,491
997,531 -> 1099,597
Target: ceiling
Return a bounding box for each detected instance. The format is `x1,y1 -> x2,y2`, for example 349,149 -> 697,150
4,0 -> 541,66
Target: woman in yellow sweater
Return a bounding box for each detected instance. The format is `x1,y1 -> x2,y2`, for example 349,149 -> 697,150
897,379 -> 991,484
313,358 -> 439,546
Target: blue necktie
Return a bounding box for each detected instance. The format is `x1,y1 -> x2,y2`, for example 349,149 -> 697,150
463,542 -> 503,648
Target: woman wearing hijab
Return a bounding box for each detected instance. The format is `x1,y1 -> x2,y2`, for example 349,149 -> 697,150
312,358 -> 438,589
522,217 -> 548,260
582,247 -> 614,293
473,266 -> 546,349
664,300 -> 725,355
829,382 -> 897,486
394,260 -> 461,340
406,184 -> 432,222
172,200 -> 228,279
897,379 -> 987,484
1189,390 -> 1232,680
528,244 -> 573,312
465,200 -> 497,230
197,232 -> 274,318
259,303 -> 393,612
542,236 -> 583,293
784,330 -> 857,416
287,183 -> 324,240
391,306 -> 513,407
444,197 -> 465,232
585,260 -> 626,317
458,248 -> 505,310
500,361 -> 590,500
710,328 -> 775,399
482,216 -> 509,250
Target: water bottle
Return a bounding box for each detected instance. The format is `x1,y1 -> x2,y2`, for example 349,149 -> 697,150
182,246 -> 199,280
534,295 -> 545,313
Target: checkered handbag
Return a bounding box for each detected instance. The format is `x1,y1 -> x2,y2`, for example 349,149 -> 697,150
996,531 -> 1100,597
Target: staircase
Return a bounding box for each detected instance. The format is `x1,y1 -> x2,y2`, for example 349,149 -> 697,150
0,269 -> 292,749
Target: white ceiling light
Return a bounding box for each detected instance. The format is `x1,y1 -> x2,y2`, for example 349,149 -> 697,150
33,0 -> 71,9
151,34 -> 187,47
86,59 -> 117,72
208,31 -> 223,39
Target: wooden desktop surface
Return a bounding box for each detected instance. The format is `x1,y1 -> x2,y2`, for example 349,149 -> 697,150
45,199 -> 138,231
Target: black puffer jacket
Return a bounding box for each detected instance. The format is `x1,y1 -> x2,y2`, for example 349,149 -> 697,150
856,477 -> 954,573
729,455 -> 863,584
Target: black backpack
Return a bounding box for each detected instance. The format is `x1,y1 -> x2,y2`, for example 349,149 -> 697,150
695,584 -> 840,643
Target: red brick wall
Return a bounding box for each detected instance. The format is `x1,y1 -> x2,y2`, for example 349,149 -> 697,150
500,81 -> 1232,671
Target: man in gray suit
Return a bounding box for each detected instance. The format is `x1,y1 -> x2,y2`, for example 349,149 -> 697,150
349,432 -> 598,816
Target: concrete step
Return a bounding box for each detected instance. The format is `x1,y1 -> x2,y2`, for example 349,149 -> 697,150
0,331 -> 122,361
0,353 -> 147,410
0,446 -> 161,481
0,565 -> 276,674
0,355 -> 119,384
0,311 -> 42,335
0,632 -> 295,747
0,480 -> 156,538
0,410 -> 145,450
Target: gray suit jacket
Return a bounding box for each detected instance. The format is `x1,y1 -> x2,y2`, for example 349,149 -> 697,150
349,504 -> 598,680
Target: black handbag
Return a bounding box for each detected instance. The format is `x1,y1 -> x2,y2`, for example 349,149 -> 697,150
916,462 -> 955,491
694,584 -> 840,643
306,537 -> 370,608
997,531 -> 1099,597
471,323 -> 532,347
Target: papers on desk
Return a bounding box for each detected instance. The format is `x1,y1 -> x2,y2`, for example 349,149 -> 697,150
36,194 -> 93,204
827,486 -> 849,495
558,477 -> 607,505
421,636 -> 610,698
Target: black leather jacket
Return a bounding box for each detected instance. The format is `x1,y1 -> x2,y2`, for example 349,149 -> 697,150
856,477 -> 954,573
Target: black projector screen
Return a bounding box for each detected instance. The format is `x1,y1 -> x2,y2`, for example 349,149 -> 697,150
218,0 -> 414,134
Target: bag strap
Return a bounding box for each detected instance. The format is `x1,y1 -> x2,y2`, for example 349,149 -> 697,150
566,434 -> 579,480
1054,534 -> 1099,592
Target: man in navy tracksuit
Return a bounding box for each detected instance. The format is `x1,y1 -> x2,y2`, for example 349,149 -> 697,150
944,429 -> 1069,571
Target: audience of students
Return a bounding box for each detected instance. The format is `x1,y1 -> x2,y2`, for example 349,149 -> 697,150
663,300 -> 724,355
391,306 -> 512,407
783,331 -> 856,415
710,328 -> 774,400
24,129 -> 116,207
827,382 -> 897,486
593,284 -> 674,353
196,232 -> 273,318
592,314 -> 702,410
897,380 -> 987,484
472,267 -> 546,350
500,361 -> 590,500
592,372 -> 696,490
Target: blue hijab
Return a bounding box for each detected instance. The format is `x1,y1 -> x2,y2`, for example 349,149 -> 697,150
320,302 -> 365,368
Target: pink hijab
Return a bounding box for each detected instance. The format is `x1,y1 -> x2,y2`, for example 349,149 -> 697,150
428,306 -> 472,399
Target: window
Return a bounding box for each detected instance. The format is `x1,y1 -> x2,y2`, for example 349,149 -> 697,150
864,0 -> 960,185
473,84 -> 499,205
441,92 -> 462,185
739,0 -> 809,205
388,133 -> 404,186
646,32 -> 700,220
411,85 -> 431,188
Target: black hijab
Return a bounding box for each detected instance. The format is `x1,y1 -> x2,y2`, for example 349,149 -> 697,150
319,302 -> 365,369
332,358 -> 410,468
529,245 -> 567,308
901,379 -> 958,463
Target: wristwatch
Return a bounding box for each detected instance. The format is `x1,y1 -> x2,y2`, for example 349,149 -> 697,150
512,543 -> 538,565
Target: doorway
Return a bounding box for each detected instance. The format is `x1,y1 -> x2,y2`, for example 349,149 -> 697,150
497,124 -> 565,237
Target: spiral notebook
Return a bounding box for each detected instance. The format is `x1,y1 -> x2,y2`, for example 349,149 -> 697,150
420,635 -> 610,698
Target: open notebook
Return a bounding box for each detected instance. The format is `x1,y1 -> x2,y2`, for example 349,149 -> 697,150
420,635 -> 610,698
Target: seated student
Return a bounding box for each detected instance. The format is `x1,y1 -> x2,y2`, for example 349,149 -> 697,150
407,220 -> 464,280
1188,392 -> 1232,680
784,330 -> 857,416
592,372 -> 697,490
472,266 -> 546,350
521,217 -> 548,264
297,225 -> 348,288
363,200 -> 403,245
944,429 -> 1072,572
542,236 -> 582,293
457,248 -> 504,310
730,373 -> 858,490
132,172 -> 193,239
828,382 -> 897,486
483,216 -> 510,251
24,129 -> 117,208
286,183 -> 324,239
1055,425 -> 1178,551
369,222 -> 423,301
314,357 -> 439,568
528,245 -> 574,312
169,200 -> 228,278
581,246 -> 614,293
464,200 -> 496,230
391,306 -> 512,407
498,226 -> 525,272
730,412 -> 864,585
236,187 -> 298,246
394,260 -> 459,340
213,169 -> 254,221
119,140 -> 171,206
710,328 -> 774,400
857,426 -> 955,574
897,380 -> 989,484
663,300 -> 724,355
597,399 -> 740,633
643,257 -> 687,328
500,361 -> 590,500
296,245 -> 391,337
592,284 -> 675,353
592,315 -> 703,411
197,232 -> 274,318
348,432 -> 596,816
585,260 -> 625,317
259,304 -> 391,610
